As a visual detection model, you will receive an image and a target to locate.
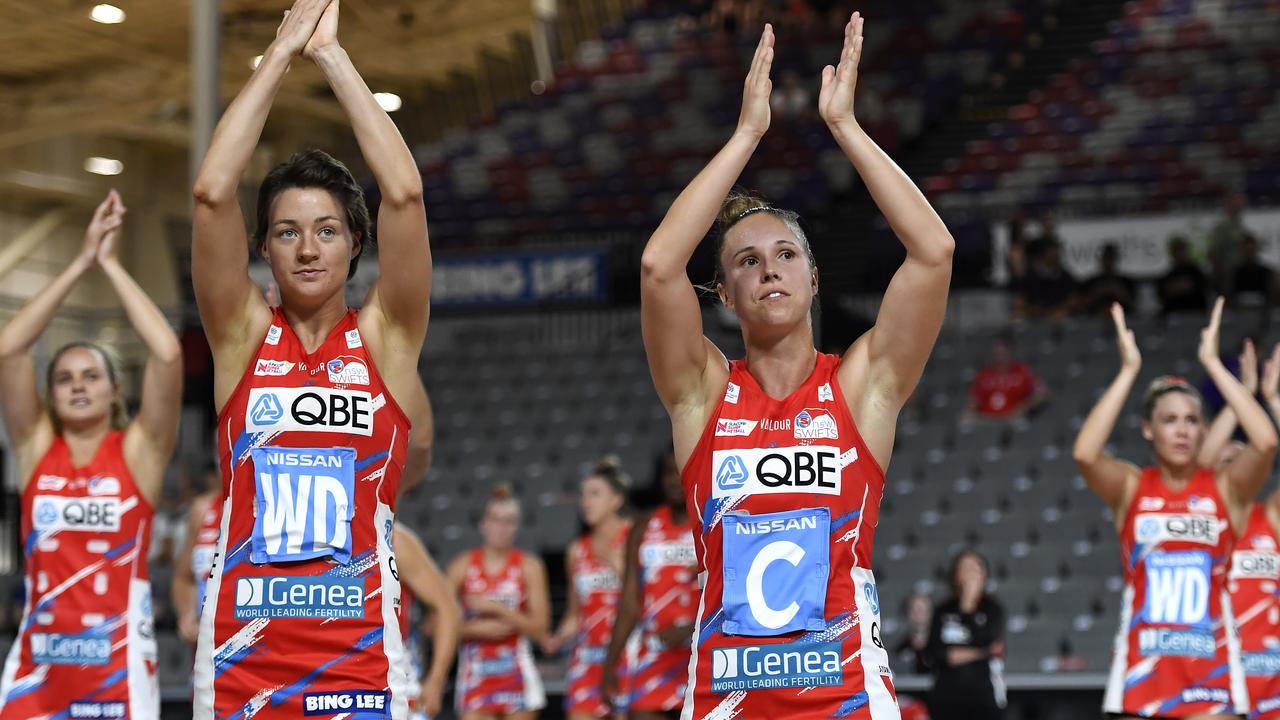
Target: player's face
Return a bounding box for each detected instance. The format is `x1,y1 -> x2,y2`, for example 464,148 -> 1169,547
48,347 -> 116,428
480,501 -> 520,550
718,214 -> 815,328
580,475 -> 623,528
1142,392 -> 1204,467
954,553 -> 987,593
263,188 -> 358,306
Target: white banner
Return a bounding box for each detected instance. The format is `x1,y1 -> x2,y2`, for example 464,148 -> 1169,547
991,208 -> 1280,283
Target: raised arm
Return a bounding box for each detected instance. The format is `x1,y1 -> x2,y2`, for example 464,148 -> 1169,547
1072,303 -> 1142,515
825,14 -> 953,436
1199,299 -> 1278,511
0,198 -> 108,482
640,26 -> 773,453
173,491 -> 215,645
602,518 -> 646,702
305,2 -> 430,346
95,194 -> 182,501
1198,339 -> 1257,468
192,0 -> 329,403
392,525 -> 459,719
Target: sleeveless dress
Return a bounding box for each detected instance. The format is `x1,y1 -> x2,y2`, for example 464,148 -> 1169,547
194,308 -> 410,719
191,499 -> 223,617
0,431 -> 159,720
566,524 -> 631,717
625,505 -> 698,712
681,353 -> 899,719
1229,502 -> 1280,719
456,548 -> 545,715
1102,466 -> 1247,717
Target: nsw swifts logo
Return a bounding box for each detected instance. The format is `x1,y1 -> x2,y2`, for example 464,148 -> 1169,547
326,356 -> 369,386
794,408 -> 838,440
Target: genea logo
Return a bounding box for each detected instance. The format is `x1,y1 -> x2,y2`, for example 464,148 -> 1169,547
711,641 -> 842,691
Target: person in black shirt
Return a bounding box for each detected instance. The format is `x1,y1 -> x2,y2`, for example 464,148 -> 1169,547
1014,240 -> 1077,320
1083,243 -> 1136,315
927,549 -> 1007,720
1232,234 -> 1274,307
1157,235 -> 1209,315
893,592 -> 934,674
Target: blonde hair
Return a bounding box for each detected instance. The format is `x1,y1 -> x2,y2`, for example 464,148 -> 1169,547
714,191 -> 814,285
46,342 -> 129,434
1142,375 -> 1203,420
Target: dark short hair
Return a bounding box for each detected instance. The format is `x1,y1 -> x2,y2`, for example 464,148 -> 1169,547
947,548 -> 990,602
254,149 -> 372,280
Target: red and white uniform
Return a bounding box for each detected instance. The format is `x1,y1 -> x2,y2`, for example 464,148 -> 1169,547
194,308 -> 410,719
397,583 -> 429,720
625,506 -> 697,712
681,354 -> 899,719
0,432 -> 158,720
456,549 -> 545,715
1230,503 -> 1280,719
566,524 -> 630,717
192,499 -> 223,617
1103,467 -> 1247,717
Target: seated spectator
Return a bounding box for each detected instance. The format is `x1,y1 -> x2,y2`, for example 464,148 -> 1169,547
1232,234 -> 1273,308
965,335 -> 1047,421
770,70 -> 811,120
1081,243 -> 1135,315
894,592 -> 935,674
1157,235 -> 1209,315
1013,240 -> 1077,320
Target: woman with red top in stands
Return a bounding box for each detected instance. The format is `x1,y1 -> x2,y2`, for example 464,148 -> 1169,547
189,0 -> 432,714
602,450 -> 698,719
0,191 -> 183,720
448,486 -> 550,720
1198,340 -> 1280,720
544,457 -> 633,719
1074,300 -> 1275,719
640,14 -> 952,720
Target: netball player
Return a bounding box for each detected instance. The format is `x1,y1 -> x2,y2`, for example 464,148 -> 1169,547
1074,300 -> 1275,718
447,487 -> 549,719
602,450 -> 698,718
640,14 -> 951,717
189,0 -> 432,714
0,191 -> 182,719
393,522 -> 461,719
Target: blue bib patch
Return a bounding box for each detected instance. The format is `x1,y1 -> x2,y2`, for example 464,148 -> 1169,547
250,447 -> 356,564
1142,550 -> 1212,629
721,507 -> 830,636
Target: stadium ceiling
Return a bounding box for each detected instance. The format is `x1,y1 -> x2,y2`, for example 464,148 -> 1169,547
0,0 -> 532,152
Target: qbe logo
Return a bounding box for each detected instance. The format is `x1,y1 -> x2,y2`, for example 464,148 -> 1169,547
302,690 -> 387,716
721,508 -> 830,635
30,631 -> 111,665
710,641 -> 842,691
710,446 -> 841,499
250,446 -> 356,564
1134,513 -> 1223,546
68,701 -> 126,718
234,576 -> 364,619
32,496 -> 120,533
1231,550 -> 1280,581
245,387 -> 373,436
1143,550 -> 1211,628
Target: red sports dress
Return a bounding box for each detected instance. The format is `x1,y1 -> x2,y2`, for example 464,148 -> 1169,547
1103,467 -> 1247,717
0,432 -> 159,720
397,580 -> 428,720
192,499 -> 223,617
1229,503 -> 1280,719
681,353 -> 899,720
455,548 -> 545,715
194,308 -> 410,719
566,524 -> 630,716
625,506 -> 698,712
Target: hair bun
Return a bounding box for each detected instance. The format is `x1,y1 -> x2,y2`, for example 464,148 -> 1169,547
490,483 -> 514,501
717,192 -> 770,226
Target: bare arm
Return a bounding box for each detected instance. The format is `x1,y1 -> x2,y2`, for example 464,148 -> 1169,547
306,4 -> 431,354
543,547 -> 581,653
172,492 -> 215,644
640,27 -> 774,461
1200,300 -> 1278,510
392,526 -> 459,696
399,380 -> 433,494
1199,339 -> 1258,468
603,518 -> 647,697
192,0 -> 330,407
826,15 -> 953,444
1072,303 -> 1142,514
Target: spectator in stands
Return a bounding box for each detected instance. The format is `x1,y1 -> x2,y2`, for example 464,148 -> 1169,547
927,550 -> 1007,720
1157,235 -> 1210,315
1081,243 -> 1136,315
1034,210 -> 1061,246
965,335 -> 1047,422
1004,211 -> 1030,287
1013,240 -> 1077,320
1231,233 -> 1273,309
771,69 -> 812,120
894,592 -> 934,674
1208,191 -> 1249,294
